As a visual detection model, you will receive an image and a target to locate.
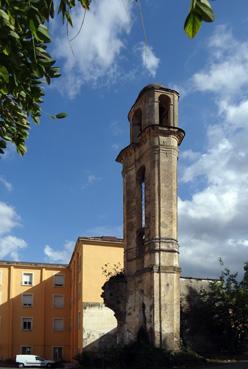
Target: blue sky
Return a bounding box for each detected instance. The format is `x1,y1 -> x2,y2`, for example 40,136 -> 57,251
1,0 -> 248,278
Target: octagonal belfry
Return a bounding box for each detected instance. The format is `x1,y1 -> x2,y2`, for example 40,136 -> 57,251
104,84 -> 185,351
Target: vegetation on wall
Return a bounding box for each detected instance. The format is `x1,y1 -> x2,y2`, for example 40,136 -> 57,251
182,260 -> 248,354
0,0 -> 214,156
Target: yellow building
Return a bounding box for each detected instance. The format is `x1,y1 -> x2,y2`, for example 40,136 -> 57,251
0,237 -> 124,362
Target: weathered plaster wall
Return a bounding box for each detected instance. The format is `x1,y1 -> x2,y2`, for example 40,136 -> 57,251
83,303 -> 117,350
180,277 -> 214,308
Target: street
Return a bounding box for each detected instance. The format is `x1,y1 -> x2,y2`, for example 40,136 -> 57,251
200,361 -> 248,369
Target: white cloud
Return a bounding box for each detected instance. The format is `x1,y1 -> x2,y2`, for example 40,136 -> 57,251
0,236 -> 27,260
0,176 -> 12,191
54,0 -> 133,97
82,173 -> 102,189
87,175 -> 102,184
44,240 -> 74,264
0,201 -> 20,235
0,202 -> 27,260
1,143 -> 16,160
140,43 -> 159,77
179,26 -> 248,278
191,26 -> 248,97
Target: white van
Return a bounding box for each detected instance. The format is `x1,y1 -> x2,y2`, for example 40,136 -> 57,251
16,355 -> 55,367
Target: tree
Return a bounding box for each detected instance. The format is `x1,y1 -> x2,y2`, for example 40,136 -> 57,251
0,0 -> 214,156
182,261 -> 248,354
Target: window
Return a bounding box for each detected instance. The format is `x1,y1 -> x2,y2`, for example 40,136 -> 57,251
22,273 -> 33,286
53,347 -> 63,361
53,318 -> 64,331
22,294 -> 33,307
53,295 -> 64,308
22,317 -> 32,331
54,275 -> 64,287
159,94 -> 171,126
136,167 -> 146,260
132,108 -> 142,143
21,346 -> 32,354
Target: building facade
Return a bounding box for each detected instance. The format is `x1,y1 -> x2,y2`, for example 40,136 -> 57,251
0,237 -> 123,361
0,261 -> 70,361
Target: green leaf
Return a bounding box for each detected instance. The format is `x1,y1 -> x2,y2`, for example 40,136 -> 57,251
184,12 -> 202,38
3,46 -> 10,56
0,9 -> 9,22
0,66 -> 9,83
55,112 -> 67,119
37,24 -> 50,41
17,143 -> 27,156
29,19 -> 38,37
0,86 -> 8,95
9,30 -> 20,39
195,0 -> 214,22
49,112 -> 67,119
65,10 -> 73,26
80,0 -> 90,10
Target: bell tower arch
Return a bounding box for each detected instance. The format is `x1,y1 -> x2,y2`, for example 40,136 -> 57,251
116,84 -> 185,350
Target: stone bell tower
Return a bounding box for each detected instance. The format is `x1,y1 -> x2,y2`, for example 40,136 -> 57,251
116,84 -> 185,351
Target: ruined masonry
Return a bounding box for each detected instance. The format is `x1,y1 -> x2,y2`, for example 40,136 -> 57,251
103,84 -> 185,351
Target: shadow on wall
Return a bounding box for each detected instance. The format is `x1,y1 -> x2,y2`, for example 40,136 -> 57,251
181,285 -> 248,355
0,274 -> 70,361
83,328 -> 117,352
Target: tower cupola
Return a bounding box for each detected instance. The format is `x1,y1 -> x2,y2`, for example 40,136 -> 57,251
128,84 -> 179,144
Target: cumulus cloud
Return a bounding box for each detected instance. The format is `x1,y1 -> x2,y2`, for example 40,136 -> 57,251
191,25 -> 248,97
0,201 -> 20,235
54,0 -> 133,97
44,240 -> 74,264
179,26 -> 248,278
0,202 -> 27,260
140,43 -> 159,77
0,236 -> 27,260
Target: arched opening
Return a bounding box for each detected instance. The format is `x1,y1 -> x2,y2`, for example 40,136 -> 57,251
159,95 -> 171,126
136,167 -> 145,259
132,108 -> 142,142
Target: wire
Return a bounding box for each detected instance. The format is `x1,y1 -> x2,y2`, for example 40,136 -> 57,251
66,21 -> 75,57
136,0 -> 148,48
69,8 -> 87,42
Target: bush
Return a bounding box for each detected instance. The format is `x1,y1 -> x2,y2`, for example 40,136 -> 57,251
75,342 -> 206,369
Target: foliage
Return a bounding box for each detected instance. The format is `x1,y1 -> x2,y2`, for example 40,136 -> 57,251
102,262 -> 123,279
182,260 -> 248,354
184,0 -> 215,38
0,0 -> 89,155
0,0 -> 214,156
75,341 -> 206,369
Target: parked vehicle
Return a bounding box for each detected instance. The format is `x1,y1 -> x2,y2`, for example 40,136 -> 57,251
16,355 -> 55,367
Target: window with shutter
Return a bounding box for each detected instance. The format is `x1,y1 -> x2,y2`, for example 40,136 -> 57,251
54,275 -> 64,287
22,294 -> 33,307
